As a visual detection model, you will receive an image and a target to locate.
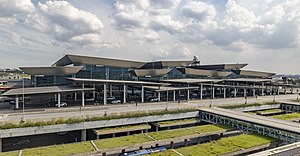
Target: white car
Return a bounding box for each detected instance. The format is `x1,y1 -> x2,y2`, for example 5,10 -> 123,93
110,99 -> 121,104
55,102 -> 68,107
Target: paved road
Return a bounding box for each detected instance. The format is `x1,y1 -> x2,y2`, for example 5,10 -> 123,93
0,94 -> 297,123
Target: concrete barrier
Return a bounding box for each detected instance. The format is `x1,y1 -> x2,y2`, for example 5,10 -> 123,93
0,111 -> 199,139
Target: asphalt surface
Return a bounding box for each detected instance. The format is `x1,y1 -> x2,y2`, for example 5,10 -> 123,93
0,94 -> 297,122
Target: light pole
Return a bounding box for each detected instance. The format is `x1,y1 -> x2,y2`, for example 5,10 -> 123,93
209,81 -> 213,108
22,72 -> 25,122
297,90 -> 299,101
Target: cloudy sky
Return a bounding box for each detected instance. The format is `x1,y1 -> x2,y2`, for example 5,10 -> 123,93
0,0 -> 299,74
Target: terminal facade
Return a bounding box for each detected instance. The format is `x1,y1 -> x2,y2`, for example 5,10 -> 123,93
2,54 -> 296,108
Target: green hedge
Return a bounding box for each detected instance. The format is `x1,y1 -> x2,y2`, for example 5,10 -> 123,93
0,108 -> 197,130
219,101 -> 280,109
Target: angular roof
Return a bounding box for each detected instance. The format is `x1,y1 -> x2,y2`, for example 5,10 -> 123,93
190,63 -> 248,70
131,69 -> 172,77
67,78 -> 169,86
178,68 -> 232,78
232,70 -> 276,78
19,66 -> 83,76
52,54 -> 145,68
139,61 -> 193,69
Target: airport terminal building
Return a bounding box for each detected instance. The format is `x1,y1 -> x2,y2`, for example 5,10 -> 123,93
2,54 -> 296,108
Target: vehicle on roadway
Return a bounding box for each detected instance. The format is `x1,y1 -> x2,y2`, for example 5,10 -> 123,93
55,102 -> 68,107
119,146 -> 166,156
149,97 -> 159,102
110,99 -> 121,104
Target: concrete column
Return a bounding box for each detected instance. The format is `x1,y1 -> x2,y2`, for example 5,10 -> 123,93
244,88 -> 247,97
234,88 -> 237,97
81,129 -> 86,141
15,96 -> 19,109
187,89 -> 190,100
277,87 -> 280,95
212,87 -> 215,99
262,83 -> 264,96
253,89 -> 256,97
54,94 -> 57,101
166,91 -> 169,101
158,92 -> 161,101
74,93 -> 77,100
173,91 -> 176,101
93,84 -> 96,99
284,87 -> 287,94
109,85 -> 113,97
223,88 -> 226,98
82,83 -> 85,107
291,87 -> 294,94
58,92 -> 61,108
123,84 -> 126,104
0,138 -> 2,152
141,85 -> 144,103
104,83 -> 107,105
200,84 -> 203,100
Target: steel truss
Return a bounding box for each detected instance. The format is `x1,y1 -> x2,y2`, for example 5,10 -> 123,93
199,111 -> 300,143
281,104 -> 300,113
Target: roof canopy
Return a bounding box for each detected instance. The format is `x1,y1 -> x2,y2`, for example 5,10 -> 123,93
2,86 -> 94,96
67,78 -> 169,86
19,66 -> 83,76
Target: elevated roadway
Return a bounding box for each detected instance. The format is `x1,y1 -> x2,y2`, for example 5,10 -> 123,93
199,107 -> 300,143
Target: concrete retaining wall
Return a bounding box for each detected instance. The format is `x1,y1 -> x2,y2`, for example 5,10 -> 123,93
0,111 -> 199,139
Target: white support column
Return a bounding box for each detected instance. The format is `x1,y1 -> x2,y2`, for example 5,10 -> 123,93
15,96 -> 19,109
81,129 -> 87,142
173,91 -> 176,101
54,94 -> 57,101
244,88 -> 247,97
104,83 -> 107,105
212,87 -> 215,99
82,83 -> 85,107
123,84 -> 127,104
234,88 -> 237,97
58,92 -> 61,108
262,83 -> 264,96
223,88 -> 226,98
166,91 -> 169,101
74,93 -> 77,100
187,89 -> 190,100
109,85 -> 113,97
158,92 -> 161,101
253,89 -> 256,97
93,84 -> 96,99
141,85 -> 144,103
0,138 -> 2,152
200,84 -> 203,100
277,87 -> 280,95
284,86 -> 287,94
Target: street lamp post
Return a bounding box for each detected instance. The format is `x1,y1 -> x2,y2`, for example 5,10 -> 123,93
22,72 -> 25,122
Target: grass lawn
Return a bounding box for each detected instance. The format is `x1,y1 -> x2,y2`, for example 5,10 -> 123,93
0,151 -> 19,156
22,142 -> 95,156
93,134 -> 153,149
151,134 -> 274,156
148,125 -> 227,140
272,113 -> 300,120
157,118 -> 197,125
147,149 -> 178,156
95,124 -> 149,134
219,101 -> 279,109
256,109 -> 282,114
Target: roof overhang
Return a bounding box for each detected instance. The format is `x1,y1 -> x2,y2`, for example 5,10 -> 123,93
52,54 -> 145,68
132,69 -> 172,77
19,66 -> 83,76
189,63 -> 248,70
161,78 -> 223,84
2,86 -> 94,97
179,68 -> 232,78
67,78 -> 169,86
232,70 -> 276,78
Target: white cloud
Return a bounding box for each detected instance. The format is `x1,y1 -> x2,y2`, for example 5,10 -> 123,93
37,1 -> 104,45
182,1 -> 216,21
149,15 -> 183,34
0,0 -> 35,25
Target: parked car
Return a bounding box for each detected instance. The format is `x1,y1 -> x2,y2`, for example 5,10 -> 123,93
107,97 -> 116,101
110,99 -> 121,104
149,97 -> 159,102
9,101 -> 23,105
55,102 -> 68,107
